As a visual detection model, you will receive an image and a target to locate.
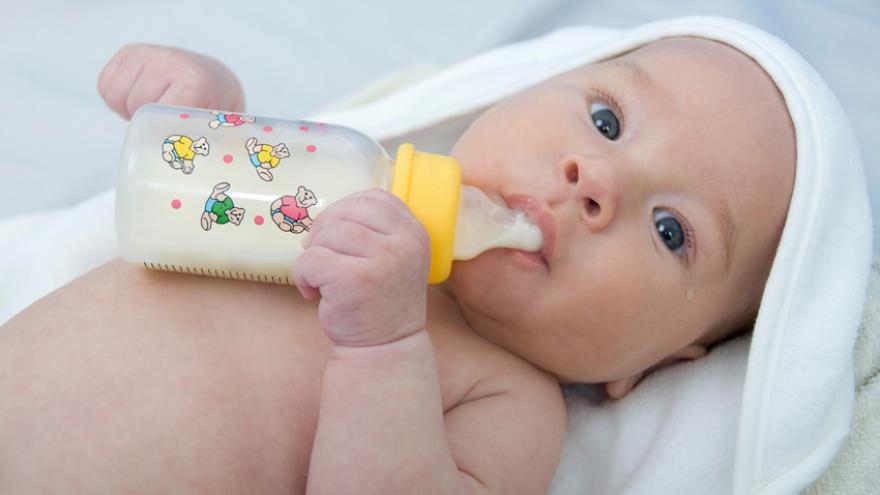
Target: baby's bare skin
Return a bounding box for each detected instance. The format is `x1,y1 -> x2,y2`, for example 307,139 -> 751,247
0,259 -> 560,493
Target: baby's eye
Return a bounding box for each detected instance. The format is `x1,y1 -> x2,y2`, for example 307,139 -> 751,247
590,102 -> 620,141
653,210 -> 685,255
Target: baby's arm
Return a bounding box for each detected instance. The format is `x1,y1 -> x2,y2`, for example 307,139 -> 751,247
293,189 -> 566,494
97,44 -> 244,120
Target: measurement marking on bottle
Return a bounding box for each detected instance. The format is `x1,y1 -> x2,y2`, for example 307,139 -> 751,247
142,261 -> 291,286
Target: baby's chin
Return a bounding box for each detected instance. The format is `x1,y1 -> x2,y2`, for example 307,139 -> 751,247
447,258 -> 555,331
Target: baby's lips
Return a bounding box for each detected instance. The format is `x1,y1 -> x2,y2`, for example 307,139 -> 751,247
503,194 -> 557,265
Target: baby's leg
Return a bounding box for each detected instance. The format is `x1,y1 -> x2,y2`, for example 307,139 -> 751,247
0,259 -> 329,493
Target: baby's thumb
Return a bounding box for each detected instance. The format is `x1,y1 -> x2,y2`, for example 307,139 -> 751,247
291,263 -> 319,300
296,283 -> 320,300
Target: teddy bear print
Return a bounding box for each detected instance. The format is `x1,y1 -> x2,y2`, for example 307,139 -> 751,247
162,135 -> 209,174
208,110 -> 256,129
270,185 -> 317,234
201,182 -> 246,231
245,137 -> 290,182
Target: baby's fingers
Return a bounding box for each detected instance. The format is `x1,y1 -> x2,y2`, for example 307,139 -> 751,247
157,81 -> 211,111
98,45 -> 148,119
305,219 -> 383,258
291,245 -> 348,298
125,68 -> 175,120
306,189 -> 417,242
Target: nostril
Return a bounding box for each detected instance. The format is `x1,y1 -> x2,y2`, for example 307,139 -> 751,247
585,198 -> 601,217
565,163 -> 579,184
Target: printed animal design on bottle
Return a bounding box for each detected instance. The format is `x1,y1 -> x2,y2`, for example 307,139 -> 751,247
162,135 -> 209,174
270,186 -> 317,234
200,182 -> 246,231
245,137 -> 290,182
208,111 -> 255,129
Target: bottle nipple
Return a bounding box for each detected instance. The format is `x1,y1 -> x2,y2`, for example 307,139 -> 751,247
452,186 -> 543,260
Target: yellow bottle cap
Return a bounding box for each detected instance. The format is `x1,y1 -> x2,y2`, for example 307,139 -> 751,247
391,143 -> 461,284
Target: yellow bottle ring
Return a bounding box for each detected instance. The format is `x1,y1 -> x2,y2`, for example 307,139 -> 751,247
391,143 -> 461,284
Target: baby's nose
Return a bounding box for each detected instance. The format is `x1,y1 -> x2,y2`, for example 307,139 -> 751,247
559,154 -> 619,232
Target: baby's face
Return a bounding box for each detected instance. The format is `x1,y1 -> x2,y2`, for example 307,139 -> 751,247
446,37 -> 795,387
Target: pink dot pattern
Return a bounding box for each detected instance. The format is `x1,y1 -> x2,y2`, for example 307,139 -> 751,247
164,119 -> 325,226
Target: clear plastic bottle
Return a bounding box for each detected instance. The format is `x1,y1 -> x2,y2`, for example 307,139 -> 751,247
116,104 -> 542,284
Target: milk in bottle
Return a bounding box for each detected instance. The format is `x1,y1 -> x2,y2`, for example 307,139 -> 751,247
116,104 -> 542,284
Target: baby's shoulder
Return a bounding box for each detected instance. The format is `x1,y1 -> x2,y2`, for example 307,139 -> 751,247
429,321 -> 567,489
429,318 -> 565,419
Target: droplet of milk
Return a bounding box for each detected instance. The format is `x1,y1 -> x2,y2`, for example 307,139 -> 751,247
686,287 -> 694,301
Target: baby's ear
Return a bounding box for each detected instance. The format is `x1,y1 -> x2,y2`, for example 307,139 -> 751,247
604,344 -> 707,399
605,373 -> 644,399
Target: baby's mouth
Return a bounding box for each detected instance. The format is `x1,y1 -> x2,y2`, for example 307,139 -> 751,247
501,194 -> 556,266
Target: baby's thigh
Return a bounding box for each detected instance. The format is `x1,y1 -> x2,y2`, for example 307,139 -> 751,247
0,259 -> 325,493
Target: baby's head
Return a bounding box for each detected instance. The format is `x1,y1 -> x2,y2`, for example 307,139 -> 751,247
447,37 -> 795,397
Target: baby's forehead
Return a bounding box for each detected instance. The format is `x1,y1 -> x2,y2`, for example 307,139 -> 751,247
597,36 -> 788,119
603,36 -> 765,80
617,36 -> 742,59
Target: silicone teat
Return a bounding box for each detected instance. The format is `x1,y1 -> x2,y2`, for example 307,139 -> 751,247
452,186 -> 543,260
391,144 -> 542,284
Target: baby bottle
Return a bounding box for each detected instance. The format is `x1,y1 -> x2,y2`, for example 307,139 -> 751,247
116,104 -> 542,284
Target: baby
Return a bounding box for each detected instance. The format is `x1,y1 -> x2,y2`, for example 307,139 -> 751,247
0,36 -> 794,493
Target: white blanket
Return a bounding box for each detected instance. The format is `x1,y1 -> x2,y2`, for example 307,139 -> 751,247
0,16 -> 872,494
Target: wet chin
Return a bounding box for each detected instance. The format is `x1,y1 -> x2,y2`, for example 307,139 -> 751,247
449,251 -> 513,297
449,252 -> 536,326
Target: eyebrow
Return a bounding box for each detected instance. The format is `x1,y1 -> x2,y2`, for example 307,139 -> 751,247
711,196 -> 737,274
607,59 -> 653,88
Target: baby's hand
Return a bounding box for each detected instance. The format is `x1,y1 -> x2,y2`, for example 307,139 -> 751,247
97,44 -> 245,120
292,189 -> 431,347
